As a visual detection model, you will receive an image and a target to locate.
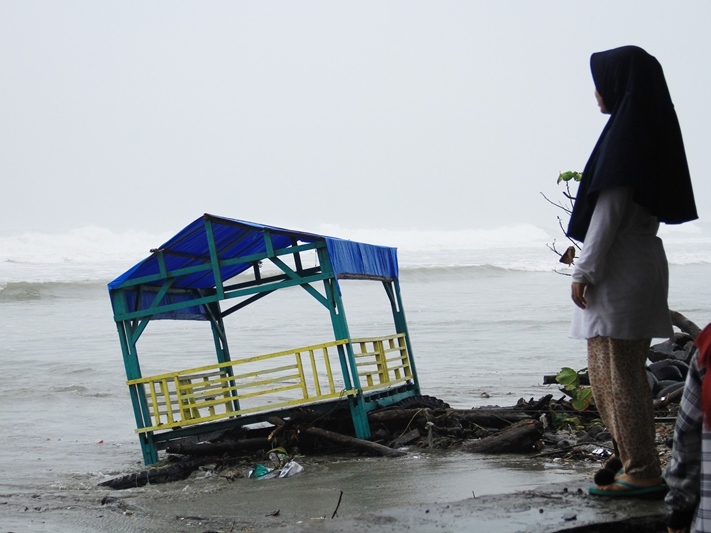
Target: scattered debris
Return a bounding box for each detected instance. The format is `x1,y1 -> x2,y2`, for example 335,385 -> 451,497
98,332 -> 695,491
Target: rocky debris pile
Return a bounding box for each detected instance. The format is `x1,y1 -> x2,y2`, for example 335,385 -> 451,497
647,332 -> 696,402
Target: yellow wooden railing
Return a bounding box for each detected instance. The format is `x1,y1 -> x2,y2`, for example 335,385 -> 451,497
352,334 -> 412,390
128,334 -> 412,434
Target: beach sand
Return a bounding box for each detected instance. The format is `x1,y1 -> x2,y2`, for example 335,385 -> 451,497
3,469 -> 669,533
0,450 -> 626,532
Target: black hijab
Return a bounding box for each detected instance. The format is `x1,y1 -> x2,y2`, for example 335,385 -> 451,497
567,45 -> 697,242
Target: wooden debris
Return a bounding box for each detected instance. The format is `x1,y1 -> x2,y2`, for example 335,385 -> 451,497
368,408 -> 531,429
462,419 -> 544,454
671,310 -> 701,339
389,428 -> 421,448
166,437 -> 270,456
301,426 -> 407,457
99,457 -> 214,490
97,385 -> 682,490
269,416 -> 407,457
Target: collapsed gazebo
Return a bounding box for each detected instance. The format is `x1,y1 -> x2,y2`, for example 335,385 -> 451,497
108,214 -> 421,465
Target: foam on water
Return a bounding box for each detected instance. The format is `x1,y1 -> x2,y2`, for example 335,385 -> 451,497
1,221 -> 709,286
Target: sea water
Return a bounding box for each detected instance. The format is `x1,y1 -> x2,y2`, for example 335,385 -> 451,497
1,222 -> 710,531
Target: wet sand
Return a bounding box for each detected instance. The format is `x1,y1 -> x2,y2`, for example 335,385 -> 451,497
0,451 -> 619,532
276,481 -> 668,533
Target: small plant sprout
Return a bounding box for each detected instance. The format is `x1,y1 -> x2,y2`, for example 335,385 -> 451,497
556,367 -> 594,411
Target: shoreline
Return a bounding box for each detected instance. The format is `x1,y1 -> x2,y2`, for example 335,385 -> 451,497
2,472 -> 669,533
2,451 -> 601,532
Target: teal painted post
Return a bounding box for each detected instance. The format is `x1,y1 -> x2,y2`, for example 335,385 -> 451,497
318,249 -> 371,439
207,302 -> 231,364
384,280 -> 420,394
117,320 -> 158,464
204,217 -> 225,300
328,282 -> 371,439
112,290 -> 159,464
322,281 -> 353,389
207,301 -> 240,412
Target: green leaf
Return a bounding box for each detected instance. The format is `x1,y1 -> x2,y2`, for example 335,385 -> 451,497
557,171 -> 583,184
571,387 -> 594,411
555,367 -> 579,386
551,413 -> 582,430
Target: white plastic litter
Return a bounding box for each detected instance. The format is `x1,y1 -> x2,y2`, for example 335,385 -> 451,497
278,460 -> 304,478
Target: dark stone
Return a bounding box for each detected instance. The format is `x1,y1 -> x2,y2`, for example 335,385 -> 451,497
646,370 -> 658,392
587,425 -> 605,437
681,341 -> 697,364
595,431 -> 612,442
648,360 -> 684,382
666,360 -> 690,380
656,379 -> 680,392
656,381 -> 685,400
649,334 -> 696,363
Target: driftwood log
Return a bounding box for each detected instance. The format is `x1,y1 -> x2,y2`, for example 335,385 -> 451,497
462,419 -> 544,454
671,310 -> 701,339
390,428 -> 422,448
268,416 -> 407,457
368,408 -> 532,429
166,437 -> 271,456
542,374 -> 589,386
303,426 -> 407,457
99,456 -> 214,490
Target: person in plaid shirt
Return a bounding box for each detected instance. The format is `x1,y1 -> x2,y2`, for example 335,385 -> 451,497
666,323 -> 711,532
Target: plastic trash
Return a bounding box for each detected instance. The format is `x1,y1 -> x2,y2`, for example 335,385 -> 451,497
278,460 -> 304,478
248,464 -> 273,479
249,460 -> 304,479
268,450 -> 288,468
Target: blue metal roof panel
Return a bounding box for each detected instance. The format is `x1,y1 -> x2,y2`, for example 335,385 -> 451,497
325,238 -> 399,281
108,214 -> 398,320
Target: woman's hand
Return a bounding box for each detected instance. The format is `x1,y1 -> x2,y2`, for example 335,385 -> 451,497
571,282 -> 590,309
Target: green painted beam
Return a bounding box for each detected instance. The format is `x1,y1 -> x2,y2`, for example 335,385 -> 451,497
270,256 -> 329,308
317,247 -> 371,440
204,217 -> 225,300
112,272 -> 332,322
384,280 -> 420,394
111,241 -> 326,291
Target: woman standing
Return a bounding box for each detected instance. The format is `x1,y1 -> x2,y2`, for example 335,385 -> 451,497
567,45 -> 697,497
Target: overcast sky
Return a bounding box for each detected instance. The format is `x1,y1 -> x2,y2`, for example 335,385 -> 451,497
2,1 -> 710,237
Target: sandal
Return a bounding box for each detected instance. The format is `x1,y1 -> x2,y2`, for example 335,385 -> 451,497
589,479 -> 668,499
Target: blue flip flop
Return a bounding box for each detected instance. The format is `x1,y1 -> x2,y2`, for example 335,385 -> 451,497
589,479 -> 669,498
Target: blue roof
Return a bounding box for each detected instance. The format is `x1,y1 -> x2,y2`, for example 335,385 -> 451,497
108,214 -> 398,320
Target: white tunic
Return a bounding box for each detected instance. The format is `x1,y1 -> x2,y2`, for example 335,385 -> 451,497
570,186 -> 673,340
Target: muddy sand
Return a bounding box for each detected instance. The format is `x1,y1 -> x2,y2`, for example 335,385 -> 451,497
1,449 -> 672,533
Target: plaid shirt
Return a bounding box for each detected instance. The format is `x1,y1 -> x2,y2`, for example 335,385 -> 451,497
665,351 -> 711,531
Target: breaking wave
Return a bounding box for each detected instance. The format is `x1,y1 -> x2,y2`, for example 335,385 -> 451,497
1,222 -> 709,285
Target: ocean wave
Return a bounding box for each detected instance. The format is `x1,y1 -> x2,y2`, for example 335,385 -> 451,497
0,280 -> 108,301
0,226 -> 168,265
1,223 -> 710,284
315,223 -> 553,251
0,223 -> 551,264
400,263 -> 553,279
